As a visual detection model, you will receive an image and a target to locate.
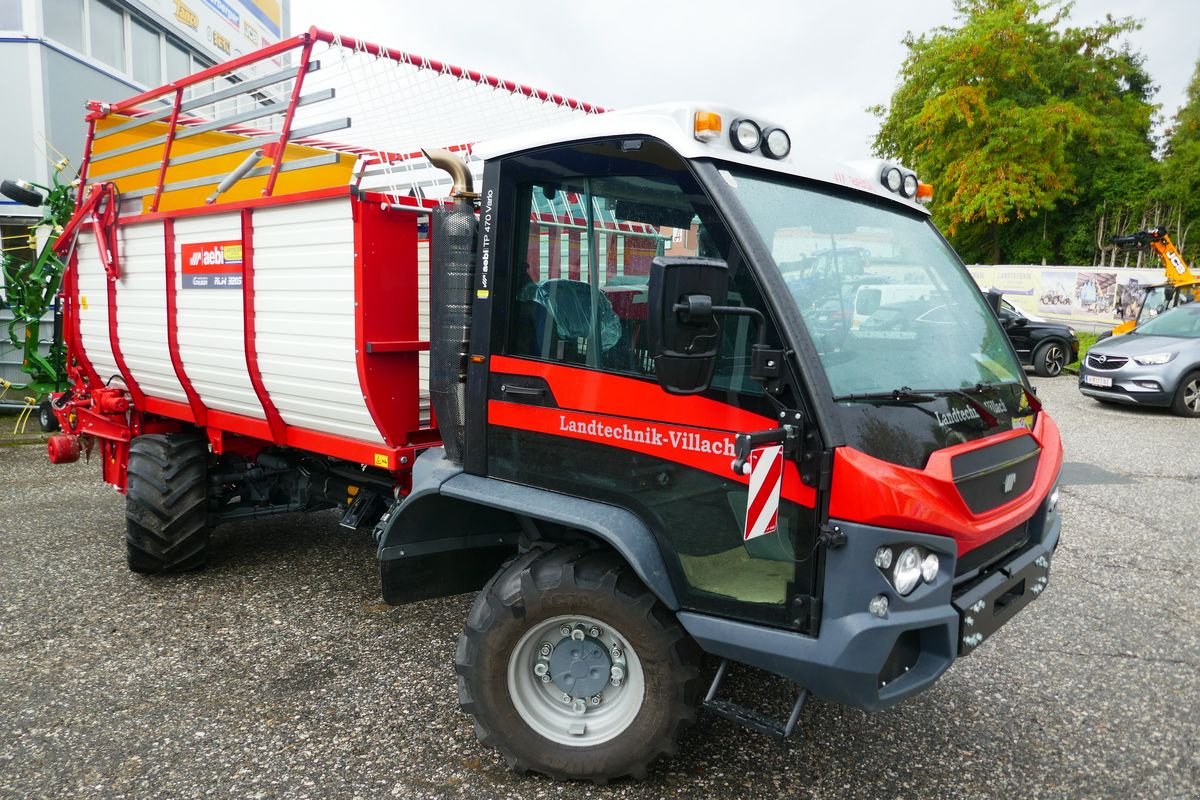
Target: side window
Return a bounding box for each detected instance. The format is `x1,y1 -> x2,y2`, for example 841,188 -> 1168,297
507,157 -> 767,396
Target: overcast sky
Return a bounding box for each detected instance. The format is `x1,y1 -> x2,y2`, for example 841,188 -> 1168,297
289,0 -> 1200,164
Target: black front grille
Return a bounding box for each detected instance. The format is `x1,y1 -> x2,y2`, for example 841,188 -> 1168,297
1087,353 -> 1128,370
955,521 -> 1030,577
951,435 -> 1040,514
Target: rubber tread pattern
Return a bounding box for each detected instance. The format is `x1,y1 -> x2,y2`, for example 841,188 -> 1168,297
455,543 -> 702,783
125,433 -> 210,573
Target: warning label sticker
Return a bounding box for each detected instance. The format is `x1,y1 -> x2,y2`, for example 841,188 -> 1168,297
181,240 -> 243,289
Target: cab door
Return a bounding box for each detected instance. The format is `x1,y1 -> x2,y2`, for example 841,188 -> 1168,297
480,138 -> 819,630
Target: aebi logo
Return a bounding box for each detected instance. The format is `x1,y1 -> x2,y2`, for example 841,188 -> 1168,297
181,239 -> 243,290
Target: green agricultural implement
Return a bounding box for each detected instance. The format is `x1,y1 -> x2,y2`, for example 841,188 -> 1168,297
0,162 -> 75,432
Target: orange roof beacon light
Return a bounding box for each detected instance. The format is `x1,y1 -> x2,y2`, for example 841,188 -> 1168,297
693,110 -> 723,142
916,181 -> 934,204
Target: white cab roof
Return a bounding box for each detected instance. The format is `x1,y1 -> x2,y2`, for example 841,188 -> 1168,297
474,103 -> 930,215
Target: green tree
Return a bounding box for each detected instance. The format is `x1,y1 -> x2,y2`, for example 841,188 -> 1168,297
872,0 -> 1154,265
1160,58 -> 1200,264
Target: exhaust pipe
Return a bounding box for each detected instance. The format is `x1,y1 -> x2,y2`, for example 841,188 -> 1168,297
421,148 -> 478,200
423,149 -> 478,464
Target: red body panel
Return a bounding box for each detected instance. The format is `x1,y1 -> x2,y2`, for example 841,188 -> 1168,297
829,413 -> 1063,556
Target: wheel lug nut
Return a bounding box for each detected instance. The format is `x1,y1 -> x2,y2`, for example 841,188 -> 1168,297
559,625 -> 571,637
611,678 -> 622,687
590,694 -> 602,705
611,647 -> 622,659
588,626 -> 601,638
610,665 -> 624,681
540,674 -> 551,683
561,693 -> 571,703
539,643 -> 552,657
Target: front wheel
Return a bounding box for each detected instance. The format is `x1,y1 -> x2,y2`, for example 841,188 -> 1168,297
1033,340 -> 1068,377
456,544 -> 702,783
1171,371 -> 1200,417
38,400 -> 59,432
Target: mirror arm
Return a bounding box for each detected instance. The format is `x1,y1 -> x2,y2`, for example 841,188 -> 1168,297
730,421 -> 799,476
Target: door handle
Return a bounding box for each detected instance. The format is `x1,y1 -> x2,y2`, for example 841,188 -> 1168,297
499,384 -> 546,399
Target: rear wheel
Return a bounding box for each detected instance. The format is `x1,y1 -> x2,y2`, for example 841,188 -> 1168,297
1033,340 -> 1068,377
125,433 -> 211,573
37,400 -> 59,432
456,544 -> 702,783
1171,371 -> 1200,417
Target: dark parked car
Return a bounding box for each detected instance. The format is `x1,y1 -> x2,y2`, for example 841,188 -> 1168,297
1079,303 -> 1200,417
991,296 -> 1079,377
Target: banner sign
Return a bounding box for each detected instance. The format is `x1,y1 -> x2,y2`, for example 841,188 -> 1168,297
967,265 -> 1176,324
181,240 -> 243,289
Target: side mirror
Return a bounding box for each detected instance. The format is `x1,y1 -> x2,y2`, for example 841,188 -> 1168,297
647,256 -> 729,394
1009,316 -> 1027,328
984,288 -> 1003,315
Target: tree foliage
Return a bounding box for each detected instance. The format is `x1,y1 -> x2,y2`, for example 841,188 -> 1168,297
872,0 -> 1156,265
1160,59 -> 1200,263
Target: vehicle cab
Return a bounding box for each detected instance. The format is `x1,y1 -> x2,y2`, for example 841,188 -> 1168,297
396,103 -> 1064,717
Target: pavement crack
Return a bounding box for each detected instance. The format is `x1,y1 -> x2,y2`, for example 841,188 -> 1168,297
1027,647 -> 1198,669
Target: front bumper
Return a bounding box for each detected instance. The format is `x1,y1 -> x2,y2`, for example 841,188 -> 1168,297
1078,366 -> 1172,406
678,499 -> 1061,712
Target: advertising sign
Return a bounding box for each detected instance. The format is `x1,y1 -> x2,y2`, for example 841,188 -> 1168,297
138,0 -> 284,64
181,240 -> 243,289
968,265 -> 1171,325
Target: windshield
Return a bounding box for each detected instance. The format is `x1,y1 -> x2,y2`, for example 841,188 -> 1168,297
1134,304 -> 1200,338
724,170 -> 1021,397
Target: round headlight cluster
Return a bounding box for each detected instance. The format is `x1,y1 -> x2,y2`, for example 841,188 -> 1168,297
880,164 -> 919,198
875,545 -> 940,596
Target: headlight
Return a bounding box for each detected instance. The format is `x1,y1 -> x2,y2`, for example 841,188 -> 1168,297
1067,328 -> 1076,337
874,547 -> 893,569
901,173 -> 918,198
892,547 -> 923,595
729,118 -> 762,152
1133,352 -> 1177,365
1047,486 -> 1060,513
761,127 -> 791,159
920,553 -> 939,583
882,166 -> 902,193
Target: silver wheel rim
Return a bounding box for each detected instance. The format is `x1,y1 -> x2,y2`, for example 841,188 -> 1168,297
1185,379 -> 1200,413
1044,345 -> 1064,376
507,614 -> 644,747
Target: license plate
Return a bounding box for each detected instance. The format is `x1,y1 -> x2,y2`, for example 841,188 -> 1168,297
953,545 -> 1050,656
1083,374 -> 1112,388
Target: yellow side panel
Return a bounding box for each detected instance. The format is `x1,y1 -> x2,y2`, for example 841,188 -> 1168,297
87,115 -> 356,214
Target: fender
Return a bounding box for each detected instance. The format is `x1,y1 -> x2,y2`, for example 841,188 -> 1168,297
377,448 -> 680,609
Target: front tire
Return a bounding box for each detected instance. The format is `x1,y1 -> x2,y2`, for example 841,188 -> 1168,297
1171,371 -> 1200,417
1033,340 -> 1067,377
125,433 -> 211,573
456,544 -> 702,783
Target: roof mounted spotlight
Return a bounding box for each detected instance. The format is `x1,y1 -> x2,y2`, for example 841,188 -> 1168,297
882,166 -> 903,193
901,173 -> 919,198
729,118 -> 762,152
761,127 -> 790,160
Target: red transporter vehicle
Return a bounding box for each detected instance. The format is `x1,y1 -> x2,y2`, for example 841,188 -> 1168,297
47,29 -> 1063,782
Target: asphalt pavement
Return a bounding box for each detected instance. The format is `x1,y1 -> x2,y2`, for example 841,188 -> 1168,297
1,376 -> 1197,799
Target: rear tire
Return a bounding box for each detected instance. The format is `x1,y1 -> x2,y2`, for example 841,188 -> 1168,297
125,433 -> 211,573
1170,371 -> 1200,418
456,544 -> 702,783
38,400 -> 59,432
1033,340 -> 1067,377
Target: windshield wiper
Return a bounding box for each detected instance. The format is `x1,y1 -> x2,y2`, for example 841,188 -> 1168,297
834,386 -> 937,404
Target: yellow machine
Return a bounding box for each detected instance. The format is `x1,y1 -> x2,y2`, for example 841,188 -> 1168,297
1108,227 -> 1200,337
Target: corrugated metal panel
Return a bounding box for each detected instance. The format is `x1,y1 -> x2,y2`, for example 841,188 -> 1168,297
76,229 -> 123,387
113,222 -> 187,404
174,213 -> 265,420
253,199 -> 384,444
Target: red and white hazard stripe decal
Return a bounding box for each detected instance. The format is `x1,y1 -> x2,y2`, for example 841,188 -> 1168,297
744,445 -> 784,540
